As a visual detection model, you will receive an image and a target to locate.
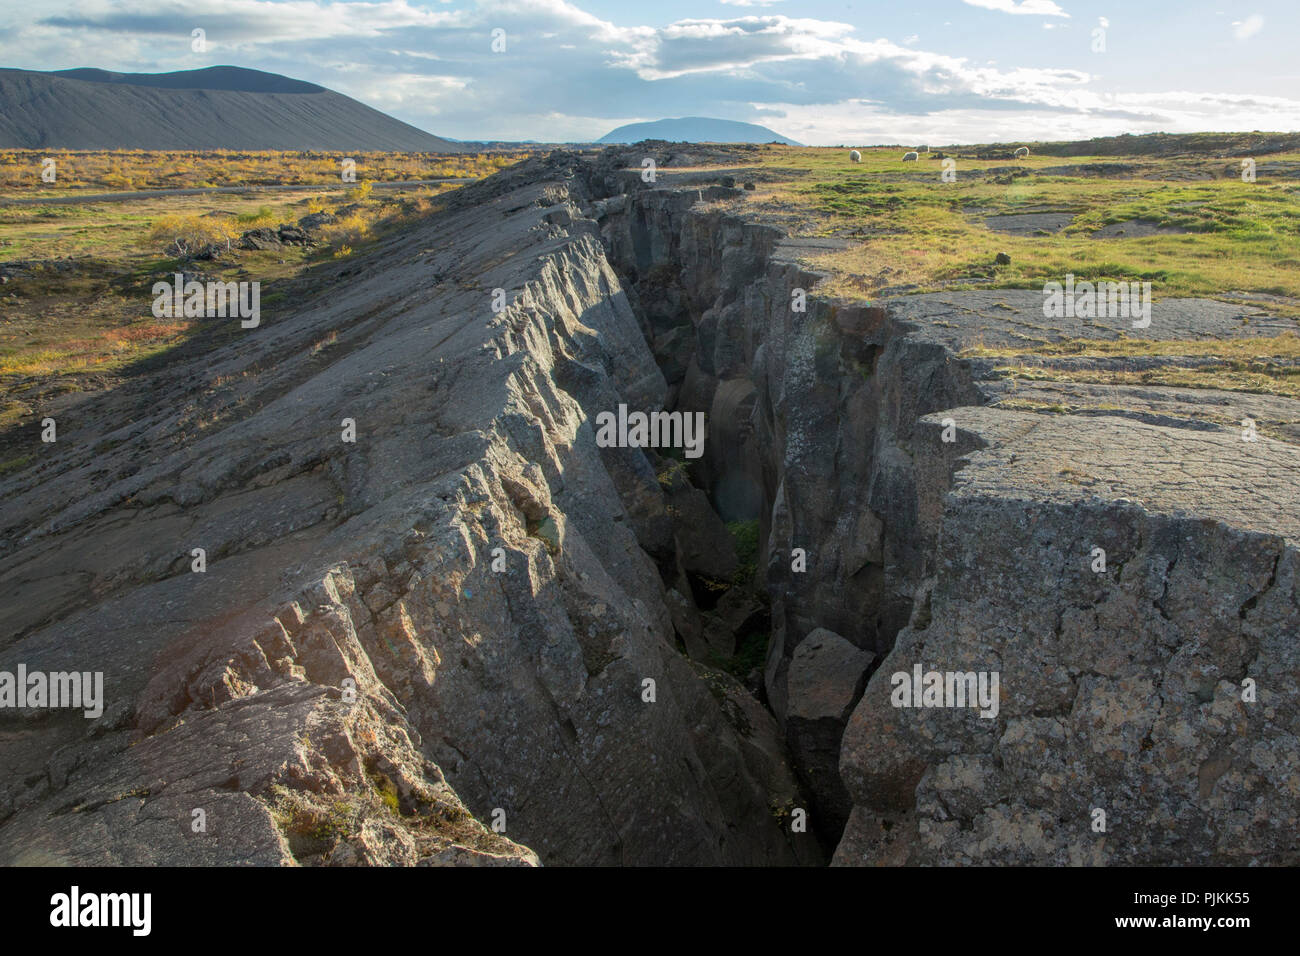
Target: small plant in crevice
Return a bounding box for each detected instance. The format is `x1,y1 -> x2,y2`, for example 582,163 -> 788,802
368,769 -> 403,816
657,456 -> 690,489
526,514 -> 561,554
726,518 -> 761,588
724,627 -> 770,679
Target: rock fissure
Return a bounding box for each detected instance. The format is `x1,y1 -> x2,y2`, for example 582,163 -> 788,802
578,150 -> 991,843
577,145 -> 1299,865
2,147 -> 1297,866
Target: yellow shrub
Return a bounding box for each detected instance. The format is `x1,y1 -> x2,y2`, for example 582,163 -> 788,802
319,211 -> 371,248
147,214 -> 237,256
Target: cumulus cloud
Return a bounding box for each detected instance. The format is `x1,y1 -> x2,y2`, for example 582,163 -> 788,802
36,0 -> 461,44
1232,14 -> 1264,39
0,0 -> 1294,144
962,0 -> 1070,17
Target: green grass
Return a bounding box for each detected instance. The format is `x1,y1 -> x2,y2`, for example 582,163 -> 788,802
711,144 -> 1300,306
235,205 -> 275,224
809,179 -> 1299,301
725,628 -> 770,678
0,453 -> 32,475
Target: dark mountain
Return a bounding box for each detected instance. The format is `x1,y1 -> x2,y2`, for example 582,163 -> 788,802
0,66 -> 467,151
599,117 -> 801,146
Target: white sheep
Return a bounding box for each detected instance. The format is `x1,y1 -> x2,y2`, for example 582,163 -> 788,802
902,151 -> 919,162
850,150 -> 862,163
1014,146 -> 1030,158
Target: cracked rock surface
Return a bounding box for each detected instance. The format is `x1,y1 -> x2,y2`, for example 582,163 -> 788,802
3,144 -> 1297,866
584,144 -> 1299,864
0,153 -> 816,866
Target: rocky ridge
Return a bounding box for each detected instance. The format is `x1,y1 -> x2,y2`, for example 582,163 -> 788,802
0,152 -> 817,866
2,145 -> 1296,865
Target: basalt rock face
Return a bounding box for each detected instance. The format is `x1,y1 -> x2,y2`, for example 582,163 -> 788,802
584,145 -> 1300,862
590,155 -> 984,838
831,299 -> 1300,865
0,152 -> 815,866
835,409 -> 1300,865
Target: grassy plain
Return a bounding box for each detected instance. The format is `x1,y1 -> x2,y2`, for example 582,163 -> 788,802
732,143 -> 1300,307
5,135 -> 1300,456
0,150 -> 521,452
674,136 -> 1300,400
0,149 -> 528,197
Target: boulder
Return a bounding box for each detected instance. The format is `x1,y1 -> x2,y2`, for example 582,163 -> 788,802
277,224 -> 311,245
238,227 -> 281,250
298,212 -> 338,232
785,629 -> 875,834
787,628 -> 875,723
192,242 -> 227,261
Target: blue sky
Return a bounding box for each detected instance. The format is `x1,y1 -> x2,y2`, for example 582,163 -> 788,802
3,0 -> 1297,144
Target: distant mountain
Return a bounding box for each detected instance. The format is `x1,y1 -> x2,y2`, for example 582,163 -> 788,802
0,66 -> 468,151
598,117 -> 801,146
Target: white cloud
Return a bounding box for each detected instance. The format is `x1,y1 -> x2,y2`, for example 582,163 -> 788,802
962,0 -> 1070,18
34,0 -> 464,44
0,0 -> 1294,144
719,0 -> 785,6
607,15 -> 859,80
1232,15 -> 1264,40
764,87 -> 1300,146
344,72 -> 468,116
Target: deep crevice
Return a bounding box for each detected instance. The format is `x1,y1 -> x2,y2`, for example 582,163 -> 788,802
577,162 -> 985,845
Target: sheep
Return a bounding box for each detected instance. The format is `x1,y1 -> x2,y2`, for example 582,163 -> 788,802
1013,146 -> 1030,159
850,150 -> 862,163
902,151 -> 919,162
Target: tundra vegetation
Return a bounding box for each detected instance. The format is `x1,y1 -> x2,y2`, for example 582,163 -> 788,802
0,149 -> 529,196
732,140 -> 1300,304
3,134 -> 1299,463
693,135 -> 1300,399
0,150 -> 518,452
